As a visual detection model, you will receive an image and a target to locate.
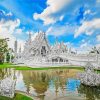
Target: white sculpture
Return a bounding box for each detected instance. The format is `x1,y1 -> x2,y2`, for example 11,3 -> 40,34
77,62 -> 100,86
0,76 -> 16,98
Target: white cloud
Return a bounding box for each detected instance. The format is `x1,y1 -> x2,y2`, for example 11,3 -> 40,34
14,28 -> 25,35
6,12 -> 13,16
0,19 -> 21,49
81,39 -> 85,43
59,15 -> 64,21
96,44 -> 100,48
46,26 -> 67,36
15,29 -> 22,34
84,9 -> 96,16
0,19 -> 20,34
26,31 -> 38,41
75,18 -> 100,38
76,42 -> 93,54
84,10 -> 91,15
96,34 -> 100,42
80,43 -> 88,48
97,0 -> 100,3
46,25 -> 77,36
33,0 -> 71,25
0,10 -> 13,18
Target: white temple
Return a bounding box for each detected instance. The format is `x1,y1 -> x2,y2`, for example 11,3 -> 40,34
13,31 -> 100,68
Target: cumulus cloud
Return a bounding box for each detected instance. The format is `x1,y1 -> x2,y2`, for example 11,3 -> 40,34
84,10 -> 91,15
33,0 -> 97,25
0,19 -> 20,34
76,42 -> 93,54
96,35 -> 100,42
74,18 -> 100,38
26,31 -> 39,41
46,26 -> 67,36
14,28 -> 23,35
46,25 -> 78,36
33,0 -> 71,25
96,44 -> 100,48
80,43 -> 88,48
0,18 -> 25,50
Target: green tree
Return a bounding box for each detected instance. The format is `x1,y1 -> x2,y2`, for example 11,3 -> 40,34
0,38 -> 9,63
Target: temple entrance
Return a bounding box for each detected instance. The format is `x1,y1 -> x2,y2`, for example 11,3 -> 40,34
51,57 -> 68,63
41,46 -> 46,56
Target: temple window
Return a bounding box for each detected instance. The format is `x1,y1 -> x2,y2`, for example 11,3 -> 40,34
41,46 -> 46,56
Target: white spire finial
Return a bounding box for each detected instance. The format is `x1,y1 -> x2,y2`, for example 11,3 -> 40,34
14,40 -> 18,53
19,44 -> 22,53
29,31 -> 32,41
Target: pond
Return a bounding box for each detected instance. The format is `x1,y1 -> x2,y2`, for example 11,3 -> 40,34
0,68 -> 100,100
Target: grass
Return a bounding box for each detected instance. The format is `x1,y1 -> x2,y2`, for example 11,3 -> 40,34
15,66 -> 84,70
0,93 -> 33,100
0,63 -> 84,70
14,93 -> 33,100
0,63 -> 15,68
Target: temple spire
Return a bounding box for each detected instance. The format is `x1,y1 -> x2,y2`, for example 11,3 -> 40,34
28,32 -> 32,41
14,40 -> 18,53
19,44 -> 22,53
55,36 -> 58,44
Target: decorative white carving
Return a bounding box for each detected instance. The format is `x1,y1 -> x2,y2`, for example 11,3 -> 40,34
0,76 -> 16,98
13,31 -> 100,68
77,62 -> 100,86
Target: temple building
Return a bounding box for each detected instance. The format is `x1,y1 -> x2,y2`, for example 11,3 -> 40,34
14,31 -> 100,68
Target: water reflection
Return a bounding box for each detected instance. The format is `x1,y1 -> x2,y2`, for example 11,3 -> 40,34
20,69 -> 82,100
0,68 -> 100,100
78,84 -> 100,100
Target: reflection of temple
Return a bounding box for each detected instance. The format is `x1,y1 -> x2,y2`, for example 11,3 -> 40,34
14,31 -> 100,67
21,69 -> 79,100
21,71 -> 49,100
0,68 -> 16,98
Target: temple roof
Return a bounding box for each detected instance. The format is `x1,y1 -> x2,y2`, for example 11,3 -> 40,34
52,41 -> 67,52
31,31 -> 50,50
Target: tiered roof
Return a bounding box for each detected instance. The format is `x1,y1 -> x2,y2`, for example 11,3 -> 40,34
26,31 -> 50,50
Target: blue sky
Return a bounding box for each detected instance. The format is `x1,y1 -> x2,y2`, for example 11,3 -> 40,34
0,0 -> 100,52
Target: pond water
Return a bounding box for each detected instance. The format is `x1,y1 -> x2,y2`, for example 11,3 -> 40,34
0,68 -> 100,100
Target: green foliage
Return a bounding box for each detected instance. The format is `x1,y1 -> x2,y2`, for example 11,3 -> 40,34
6,52 -> 10,62
0,93 -> 33,100
0,38 -> 9,63
0,52 -> 4,64
0,39 -> 8,53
